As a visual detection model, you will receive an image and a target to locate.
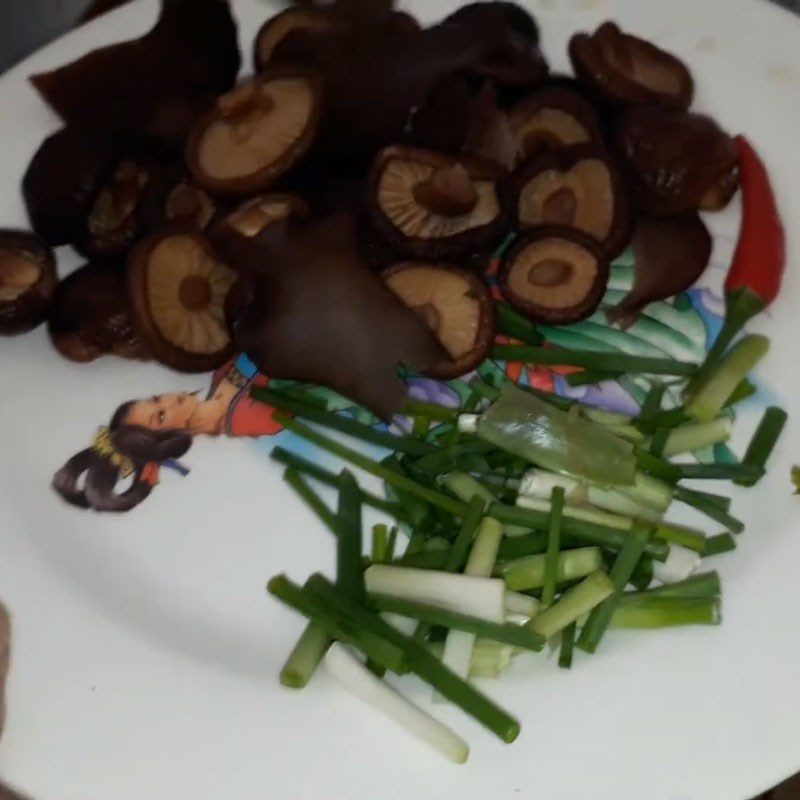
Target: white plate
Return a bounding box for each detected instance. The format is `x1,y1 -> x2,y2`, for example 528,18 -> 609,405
1,1 -> 799,798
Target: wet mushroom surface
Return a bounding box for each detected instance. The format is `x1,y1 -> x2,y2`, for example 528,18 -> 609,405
365,145 -> 510,264
499,226 -> 610,324
186,71 -> 322,196
127,229 -> 238,372
0,231 -> 58,336
383,262 -> 495,378
512,144 -> 632,258
569,21 -> 693,110
615,105 -> 739,216
48,263 -> 151,363
253,6 -> 342,72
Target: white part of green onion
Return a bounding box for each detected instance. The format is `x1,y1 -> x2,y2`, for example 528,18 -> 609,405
505,590 -> 541,619
586,486 -> 664,523
499,547 -> 604,592
529,571 -> 614,639
652,544 -> 701,584
441,518 -> 504,681
364,565 -> 505,622
380,612 -> 418,637
457,414 -> 480,433
518,469 -> 584,505
660,417 -> 733,458
517,494 -> 633,530
442,472 -> 529,537
615,473 -> 674,512
324,643 -> 470,764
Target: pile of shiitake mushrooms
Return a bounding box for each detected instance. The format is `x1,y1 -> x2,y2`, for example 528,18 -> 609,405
0,0 -> 739,417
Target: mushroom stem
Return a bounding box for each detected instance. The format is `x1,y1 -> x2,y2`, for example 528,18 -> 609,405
412,163 -> 479,217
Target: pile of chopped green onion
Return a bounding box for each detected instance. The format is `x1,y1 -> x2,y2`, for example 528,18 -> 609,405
258,329 -> 787,763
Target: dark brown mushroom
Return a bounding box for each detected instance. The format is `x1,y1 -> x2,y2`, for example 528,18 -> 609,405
139,167 -> 219,233
48,263 -> 151,363
219,193 -> 309,238
253,6 -> 342,72
75,156 -> 163,259
186,70 -> 322,197
607,213 -> 712,327
383,262 -> 495,378
364,145 -> 511,265
29,0 -> 240,148
569,21 -> 693,110
509,85 -> 604,164
126,228 -> 237,372
614,106 -> 739,216
0,231 -> 58,336
511,144 -> 632,258
22,127 -> 122,247
210,212 -> 451,419
498,226 -> 610,324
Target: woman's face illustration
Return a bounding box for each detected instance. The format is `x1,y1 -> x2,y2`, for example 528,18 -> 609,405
123,393 -> 200,432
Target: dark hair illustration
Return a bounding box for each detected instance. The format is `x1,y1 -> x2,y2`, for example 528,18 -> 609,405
52,401 -> 193,513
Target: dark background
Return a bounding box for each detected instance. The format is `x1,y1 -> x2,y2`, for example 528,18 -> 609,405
0,1 -> 798,798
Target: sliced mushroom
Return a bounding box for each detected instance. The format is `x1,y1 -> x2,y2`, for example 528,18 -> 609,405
22,127 -> 122,247
127,229 -> 237,372
512,144 -> 632,258
220,194 -> 309,238
29,0 -> 240,147
499,227 -> 610,324
365,145 -> 511,264
615,106 -> 739,216
76,157 -> 162,259
383,262 -> 495,378
186,71 -> 322,196
509,85 -> 604,164
253,6 -> 341,72
48,263 -> 151,363
0,230 -> 58,336
569,21 -> 693,110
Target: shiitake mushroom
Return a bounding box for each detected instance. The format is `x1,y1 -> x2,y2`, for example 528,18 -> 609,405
139,166 -> 219,233
186,70 -> 322,197
383,262 -> 495,378
127,228 -> 237,372
219,193 -> 309,238
498,226 -> 610,325
364,145 -> 511,266
22,127 -> 122,247
569,21 -> 693,110
30,0 -> 240,148
511,144 -> 632,258
0,230 -> 58,336
253,6 -> 342,72
509,85 -> 604,164
614,106 -> 739,216
48,263 -> 151,363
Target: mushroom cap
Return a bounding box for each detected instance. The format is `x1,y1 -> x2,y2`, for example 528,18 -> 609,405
127,228 -> 237,372
186,69 -> 322,197
511,143 -> 632,258
48,262 -> 151,363
499,226 -> 610,324
509,85 -> 604,163
569,21 -> 693,110
0,230 -> 58,336
383,261 -> 495,379
614,106 -> 739,216
365,145 -> 511,265
219,193 -> 309,239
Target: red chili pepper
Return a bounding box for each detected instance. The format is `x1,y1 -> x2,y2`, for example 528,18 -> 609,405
725,135 -> 785,305
686,135 -> 785,395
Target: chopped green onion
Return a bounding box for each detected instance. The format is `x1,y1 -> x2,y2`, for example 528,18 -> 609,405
337,471 -> 365,602
686,335 -> 770,422
645,407 -> 691,432
725,378 -> 757,407
372,524 -> 390,565
649,428 -> 670,458
280,623 -> 331,689
254,388 -> 436,455
412,416 -> 430,438
639,383 -> 666,423
306,574 -> 520,743
610,597 -> 720,628
414,439 -> 495,478
505,591 -> 541,618
491,344 -> 698,376
661,417 -> 733,458
653,521 -> 707,553
497,531 -> 550,561
628,555 -> 654,592
566,370 -> 623,387
542,487 -> 565,607
496,303 -> 544,346
735,406 -> 788,487
672,462 -> 763,482
674,487 -> 744,534
283,467 -> 338,535
529,571 -> 614,639
558,622 -> 577,669
386,527 -> 399,562
703,533 -> 737,556
369,595 -> 545,652
272,447 -> 404,520
443,496 -> 486,573
623,571 -> 720,601
382,455 -> 434,529
634,449 -> 681,483
678,488 -> 731,512
402,399 -> 461,423
499,547 -> 604,592
577,526 -> 652,654
392,550 -> 450,570
276,415 -> 467,517
488,502 -> 669,561
441,472 -> 529,537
